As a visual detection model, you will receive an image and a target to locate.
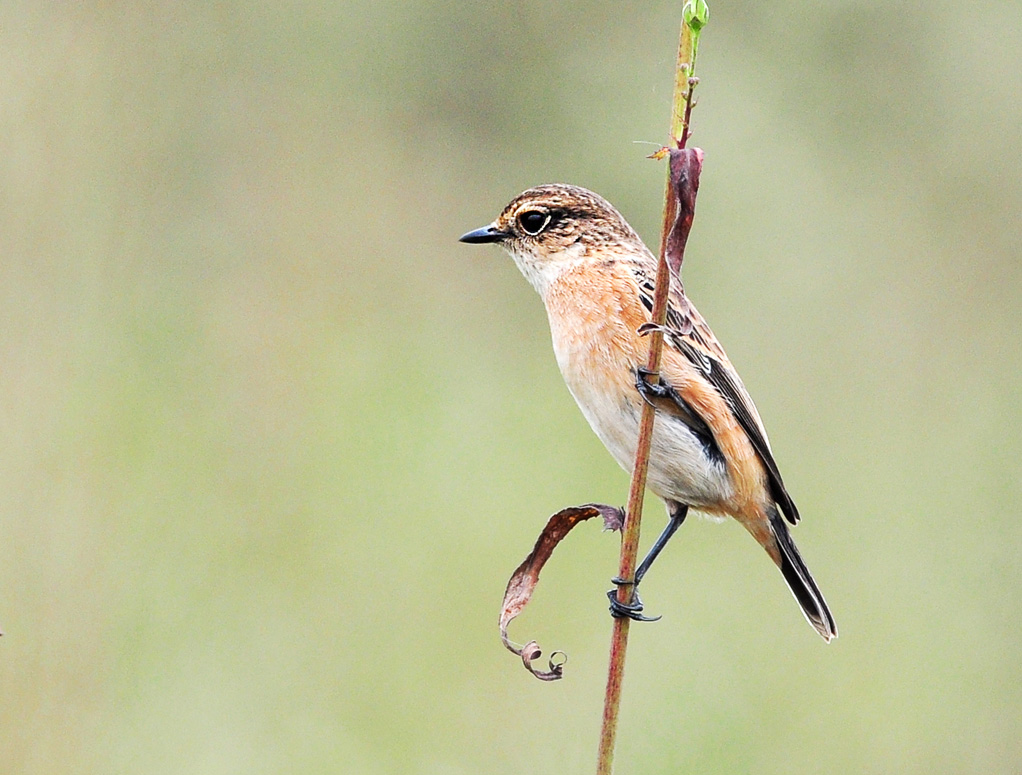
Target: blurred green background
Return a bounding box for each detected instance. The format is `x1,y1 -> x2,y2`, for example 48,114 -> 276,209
2,2 -> 1020,773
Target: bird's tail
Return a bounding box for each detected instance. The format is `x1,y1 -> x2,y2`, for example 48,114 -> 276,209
768,510 -> 838,642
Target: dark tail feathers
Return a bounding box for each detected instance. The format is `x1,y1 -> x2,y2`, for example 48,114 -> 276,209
769,511 -> 837,642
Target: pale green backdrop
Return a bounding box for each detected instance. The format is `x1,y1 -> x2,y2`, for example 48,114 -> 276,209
2,2 -> 1020,773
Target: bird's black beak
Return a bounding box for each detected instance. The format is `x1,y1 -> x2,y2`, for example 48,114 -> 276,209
458,224 -> 506,244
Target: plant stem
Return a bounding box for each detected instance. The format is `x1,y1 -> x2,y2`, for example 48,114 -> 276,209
670,31 -> 696,146
595,6 -> 705,774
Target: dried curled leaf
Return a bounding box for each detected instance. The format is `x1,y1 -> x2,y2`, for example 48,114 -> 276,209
500,504 -> 624,681
665,147 -> 703,279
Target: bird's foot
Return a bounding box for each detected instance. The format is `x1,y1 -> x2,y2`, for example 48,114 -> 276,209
635,367 -> 671,403
607,577 -> 661,622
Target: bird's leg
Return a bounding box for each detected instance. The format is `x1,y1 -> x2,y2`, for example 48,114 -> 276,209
634,503 -> 689,585
607,503 -> 689,621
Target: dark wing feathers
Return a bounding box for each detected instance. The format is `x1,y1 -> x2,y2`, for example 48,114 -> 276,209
633,271 -> 801,525
668,334 -> 801,525
635,369 -> 726,468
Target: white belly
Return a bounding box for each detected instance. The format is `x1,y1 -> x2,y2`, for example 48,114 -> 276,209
562,369 -> 734,508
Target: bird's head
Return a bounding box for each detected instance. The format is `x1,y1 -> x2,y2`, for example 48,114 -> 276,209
459,184 -> 648,295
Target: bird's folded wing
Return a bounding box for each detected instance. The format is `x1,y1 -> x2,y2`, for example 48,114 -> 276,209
661,303 -> 802,525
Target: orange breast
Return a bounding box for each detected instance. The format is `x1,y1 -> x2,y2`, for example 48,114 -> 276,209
543,262 -> 648,407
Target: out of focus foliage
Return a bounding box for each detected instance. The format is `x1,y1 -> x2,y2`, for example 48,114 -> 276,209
1,2 -> 1019,773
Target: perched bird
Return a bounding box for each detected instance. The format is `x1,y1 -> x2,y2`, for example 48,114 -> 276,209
460,184 -> 837,641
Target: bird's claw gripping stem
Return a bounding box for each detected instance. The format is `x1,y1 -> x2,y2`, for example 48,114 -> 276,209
607,578 -> 662,622
635,367 -> 671,404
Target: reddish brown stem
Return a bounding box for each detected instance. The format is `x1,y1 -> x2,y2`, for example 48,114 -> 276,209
596,147 -> 704,775
596,8 -> 705,770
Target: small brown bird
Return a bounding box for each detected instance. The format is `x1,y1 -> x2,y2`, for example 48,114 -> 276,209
461,184 -> 836,641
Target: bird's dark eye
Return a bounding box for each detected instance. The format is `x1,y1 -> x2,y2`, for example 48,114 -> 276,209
518,210 -> 551,236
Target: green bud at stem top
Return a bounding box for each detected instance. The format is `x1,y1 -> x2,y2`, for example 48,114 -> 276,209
683,0 -> 709,32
